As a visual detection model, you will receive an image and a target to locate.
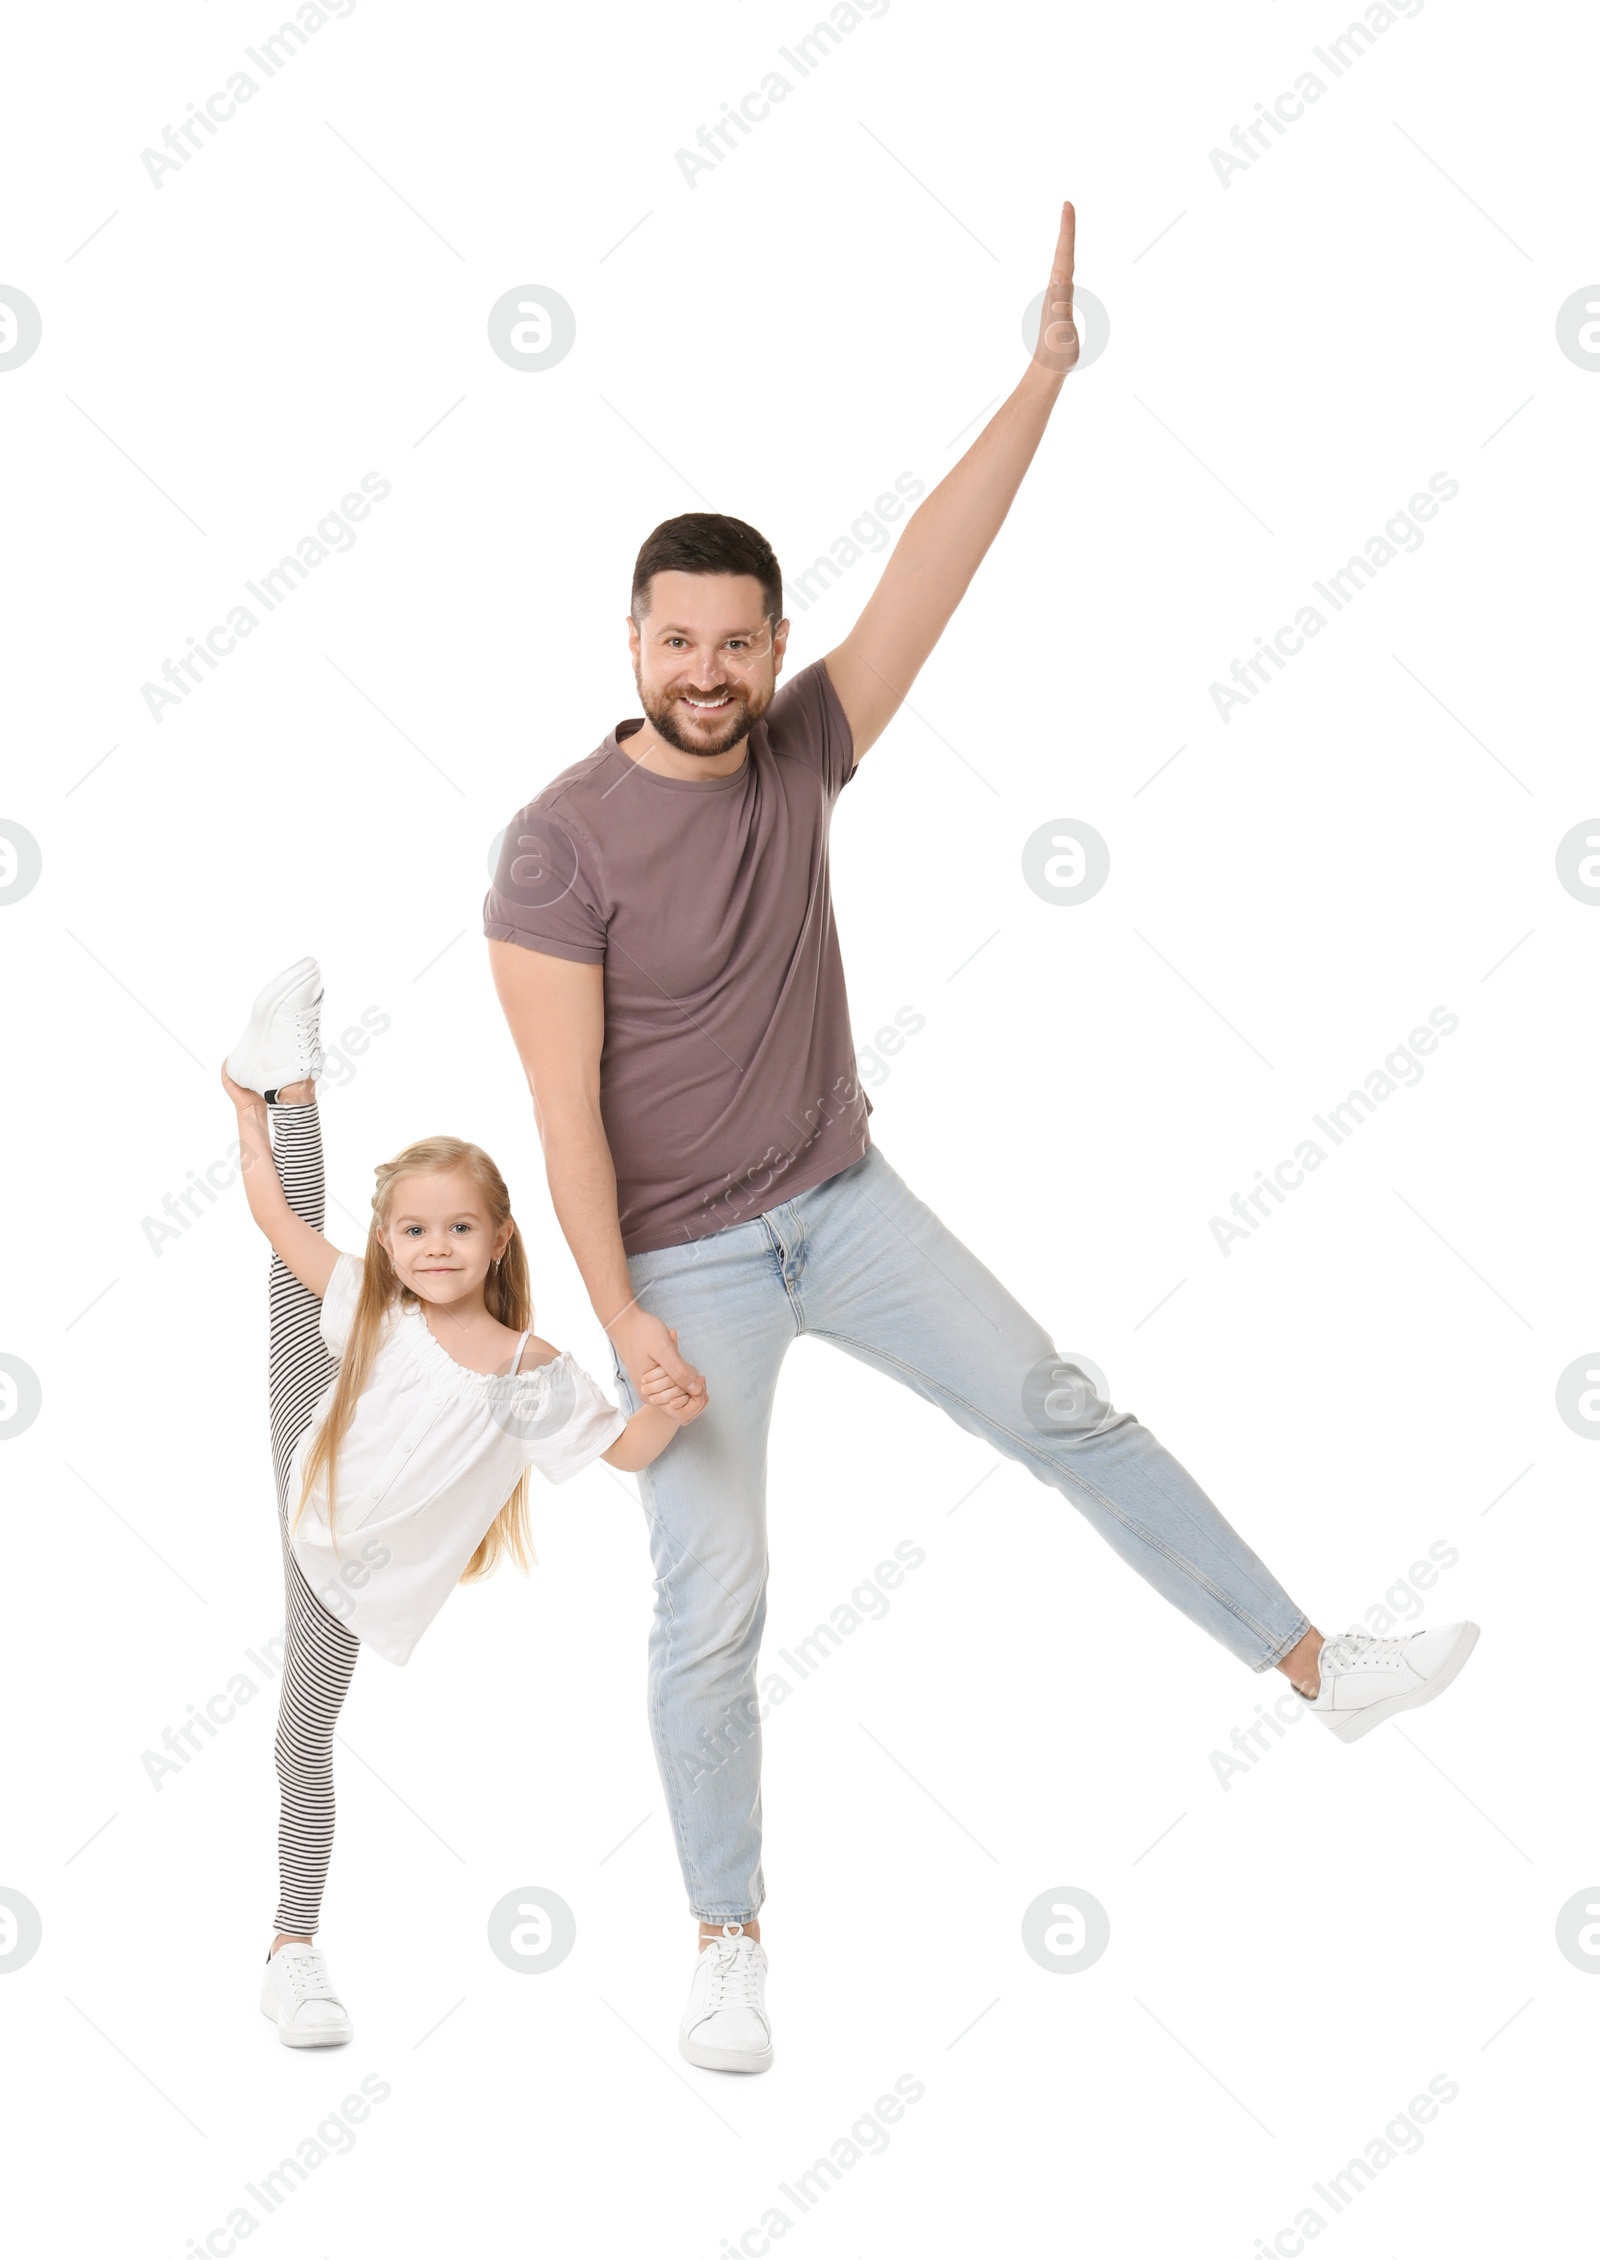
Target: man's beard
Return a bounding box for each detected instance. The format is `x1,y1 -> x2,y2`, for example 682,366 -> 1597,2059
638,677 -> 772,757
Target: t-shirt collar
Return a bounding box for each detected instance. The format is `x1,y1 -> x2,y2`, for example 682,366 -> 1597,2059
605,711 -> 761,791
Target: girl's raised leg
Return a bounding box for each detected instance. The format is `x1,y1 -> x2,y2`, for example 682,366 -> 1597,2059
261,1093 -> 358,2043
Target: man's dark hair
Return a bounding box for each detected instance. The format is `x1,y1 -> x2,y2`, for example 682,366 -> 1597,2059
630,513 -> 783,627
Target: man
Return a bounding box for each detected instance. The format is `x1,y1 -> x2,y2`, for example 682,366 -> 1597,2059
484,205 -> 1477,2073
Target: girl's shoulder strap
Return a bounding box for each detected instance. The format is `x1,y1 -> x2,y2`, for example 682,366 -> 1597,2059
510,1328 -> 533,1376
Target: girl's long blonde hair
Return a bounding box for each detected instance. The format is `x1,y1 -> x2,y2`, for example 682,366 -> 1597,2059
294,1134 -> 536,1583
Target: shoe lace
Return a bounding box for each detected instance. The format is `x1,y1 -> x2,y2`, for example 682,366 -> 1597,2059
291,1003 -> 321,1071
1321,1631 -> 1409,1673
280,1947 -> 336,2001
704,1937 -> 764,2012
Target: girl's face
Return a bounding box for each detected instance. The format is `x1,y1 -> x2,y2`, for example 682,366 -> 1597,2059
380,1170 -> 511,1310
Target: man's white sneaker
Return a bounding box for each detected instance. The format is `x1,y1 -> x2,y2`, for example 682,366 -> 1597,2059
259,1940 -> 353,2047
1302,1621 -> 1480,1743
680,1929 -> 772,2074
226,958 -> 324,1097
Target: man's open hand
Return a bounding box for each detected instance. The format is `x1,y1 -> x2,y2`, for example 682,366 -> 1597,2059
1031,201 -> 1079,377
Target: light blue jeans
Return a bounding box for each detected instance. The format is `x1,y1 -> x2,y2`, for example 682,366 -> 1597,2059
609,1143 -> 1310,1921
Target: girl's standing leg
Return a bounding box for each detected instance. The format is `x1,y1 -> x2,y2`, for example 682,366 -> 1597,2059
266,1095 -> 360,1942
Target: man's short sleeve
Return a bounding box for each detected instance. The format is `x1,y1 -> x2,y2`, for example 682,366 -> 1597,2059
483,805 -> 607,964
769,658 -> 858,803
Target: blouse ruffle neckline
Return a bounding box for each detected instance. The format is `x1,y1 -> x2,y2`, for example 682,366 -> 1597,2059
396,1303 -> 573,1399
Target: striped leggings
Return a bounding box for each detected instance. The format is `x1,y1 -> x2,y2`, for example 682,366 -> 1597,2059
267,1099 -> 360,1937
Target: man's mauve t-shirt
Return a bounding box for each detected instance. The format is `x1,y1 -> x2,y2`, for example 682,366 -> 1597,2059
483,658 -> 872,1255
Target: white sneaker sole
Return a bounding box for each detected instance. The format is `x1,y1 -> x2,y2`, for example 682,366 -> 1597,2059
260,1987 -> 353,2047
227,958 -> 323,1095
680,2028 -> 774,2074
1322,1621 -> 1480,1743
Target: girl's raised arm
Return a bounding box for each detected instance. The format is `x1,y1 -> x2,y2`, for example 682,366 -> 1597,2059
222,1066 -> 341,1299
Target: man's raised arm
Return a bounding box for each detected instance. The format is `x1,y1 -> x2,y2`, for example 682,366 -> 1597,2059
487,939 -> 706,1405
822,200 -> 1079,763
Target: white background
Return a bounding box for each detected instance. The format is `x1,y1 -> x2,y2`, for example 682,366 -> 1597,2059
3,0 -> 1597,2252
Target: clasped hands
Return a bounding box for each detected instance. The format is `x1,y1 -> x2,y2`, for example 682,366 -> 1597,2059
638,1327 -> 710,1428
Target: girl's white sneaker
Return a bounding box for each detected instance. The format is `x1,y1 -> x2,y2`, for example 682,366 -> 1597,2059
227,958 -> 324,1096
260,1940 -> 354,2047
1302,1622 -> 1480,1743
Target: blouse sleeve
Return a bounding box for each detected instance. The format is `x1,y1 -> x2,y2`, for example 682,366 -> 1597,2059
520,1356 -> 629,1483
318,1252 -> 364,1360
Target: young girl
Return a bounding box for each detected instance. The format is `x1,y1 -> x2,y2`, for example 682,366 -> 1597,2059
222,957 -> 700,2047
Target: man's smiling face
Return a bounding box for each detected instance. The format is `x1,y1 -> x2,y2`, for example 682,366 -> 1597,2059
628,571 -> 788,758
